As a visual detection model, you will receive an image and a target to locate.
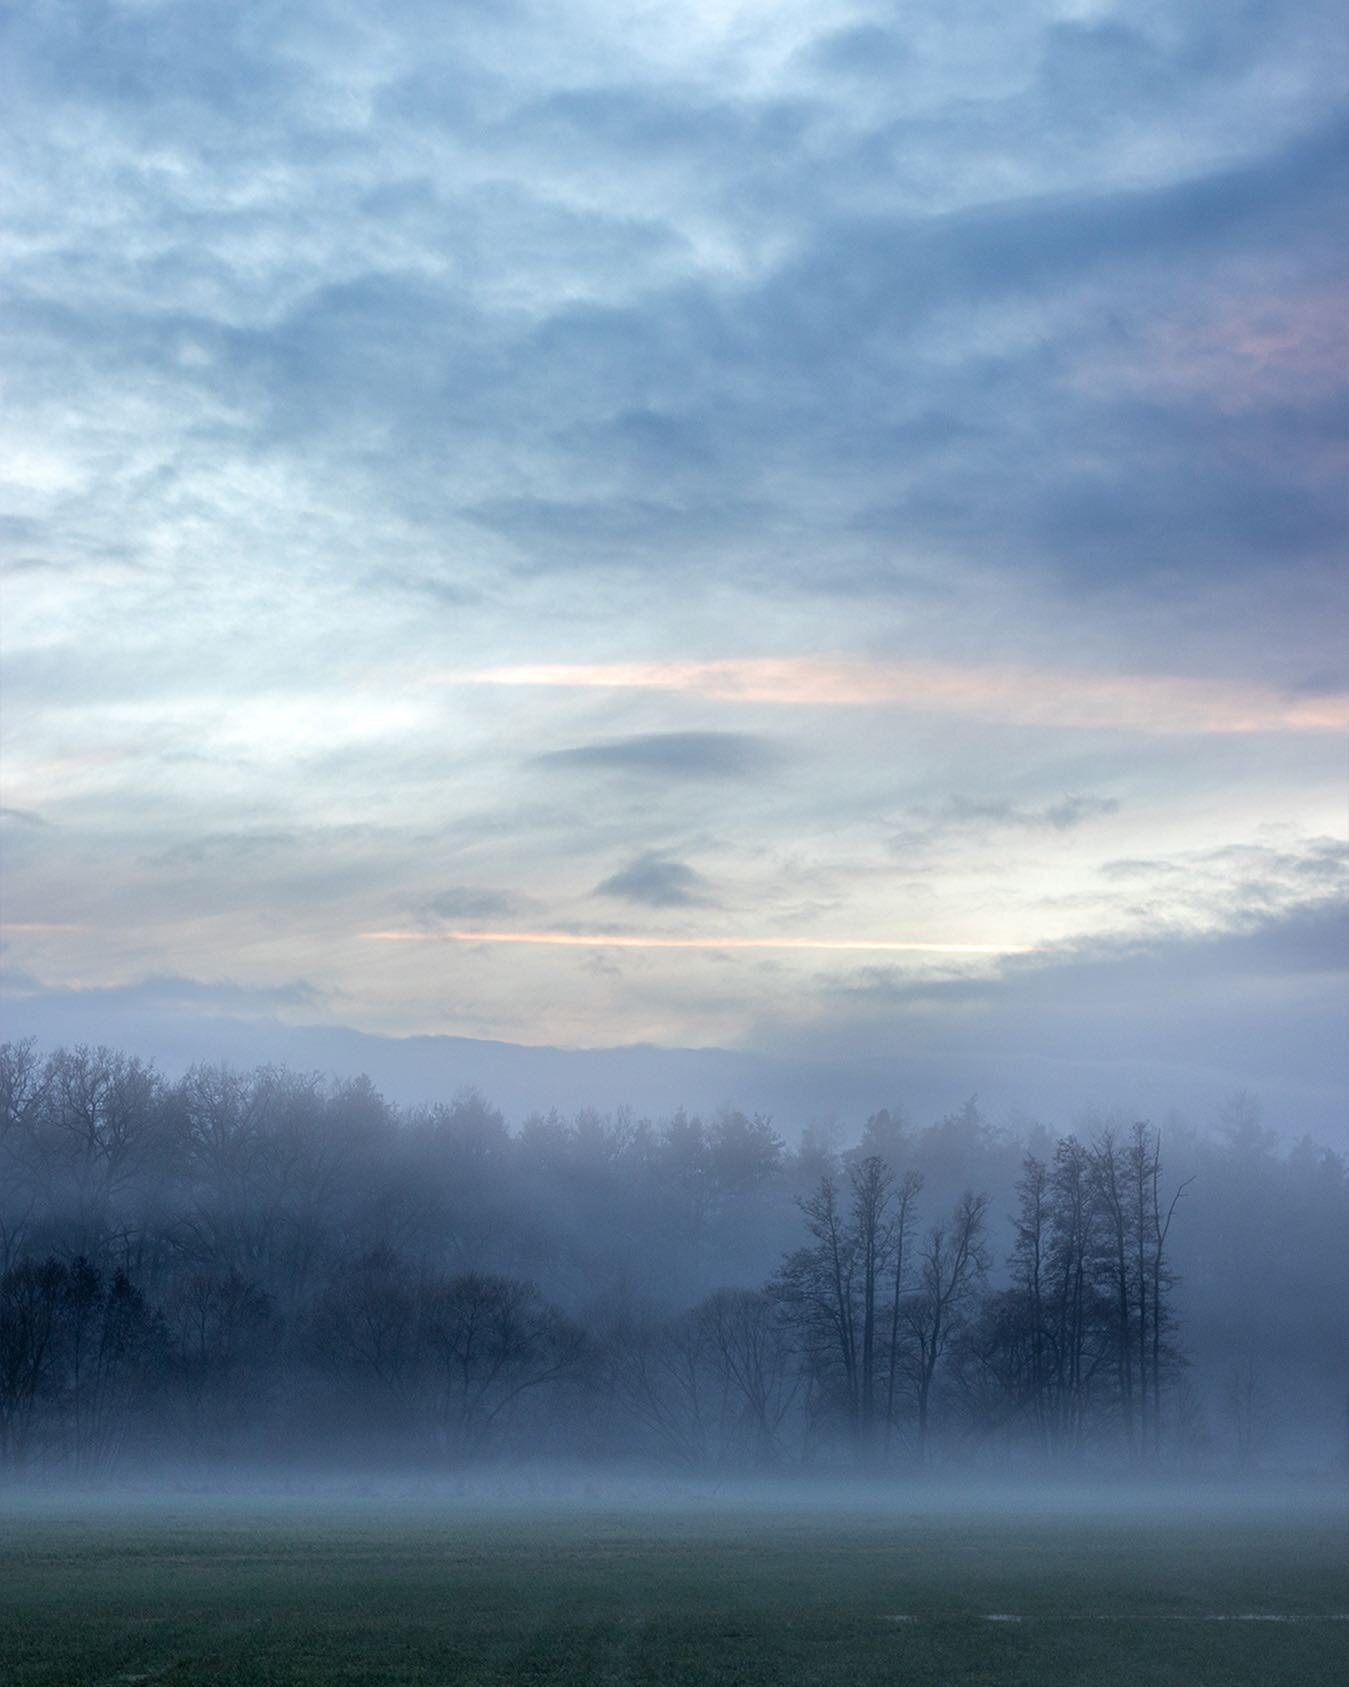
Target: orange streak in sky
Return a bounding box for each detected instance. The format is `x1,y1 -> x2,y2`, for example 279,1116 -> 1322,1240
446,656 -> 1349,735
361,929 -> 1033,955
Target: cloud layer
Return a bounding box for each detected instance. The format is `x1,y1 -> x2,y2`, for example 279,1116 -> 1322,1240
1,0 -> 1344,1127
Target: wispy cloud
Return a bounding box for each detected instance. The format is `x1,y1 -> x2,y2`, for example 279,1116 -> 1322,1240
891,793 -> 1121,850
536,731 -> 779,778
458,658 -> 1349,734
361,929 -> 1033,955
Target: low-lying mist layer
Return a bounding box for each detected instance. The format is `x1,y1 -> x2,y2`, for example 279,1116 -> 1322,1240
1,1040 -> 1345,1480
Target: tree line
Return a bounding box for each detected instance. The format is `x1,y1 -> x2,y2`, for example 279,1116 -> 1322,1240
1,1041 -> 1344,1477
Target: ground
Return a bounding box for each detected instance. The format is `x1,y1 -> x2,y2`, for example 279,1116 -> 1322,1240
1,1482 -> 1346,1685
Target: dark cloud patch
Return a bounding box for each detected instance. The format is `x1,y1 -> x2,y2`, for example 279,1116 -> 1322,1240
423,886 -> 531,922
1291,665 -> 1349,694
151,829 -> 297,867
1040,795 -> 1120,830
523,83 -> 817,164
829,968 -> 1003,1007
807,24 -> 911,79
1038,19 -> 1181,116
947,794 -> 1119,831
776,115 -> 1349,332
748,896 -> 1349,1134
1037,894 -> 1349,984
363,566 -> 482,609
0,807 -> 48,828
1095,838 -> 1348,913
593,854 -> 716,908
538,732 -> 780,780
465,495 -> 767,564
5,9 -> 1343,634
326,111 -> 1349,607
892,792 -> 1119,849
3,0 -> 291,127
226,273 -> 494,452
1022,425 -> 1347,585
1213,894 -> 1349,974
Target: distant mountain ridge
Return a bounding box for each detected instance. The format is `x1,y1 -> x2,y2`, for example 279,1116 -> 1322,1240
3,985 -> 1346,1142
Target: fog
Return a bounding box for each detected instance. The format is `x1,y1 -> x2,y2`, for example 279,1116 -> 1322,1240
3,1039 -> 1345,1494
4,1470 -> 1343,1531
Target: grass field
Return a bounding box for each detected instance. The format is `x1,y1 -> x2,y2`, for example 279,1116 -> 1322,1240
2,1484 -> 1346,1685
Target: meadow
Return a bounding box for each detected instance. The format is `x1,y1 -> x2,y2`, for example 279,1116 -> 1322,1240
2,1483 -> 1346,1686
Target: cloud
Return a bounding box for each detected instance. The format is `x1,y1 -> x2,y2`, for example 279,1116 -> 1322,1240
592,853 -> 716,908
892,792 -> 1120,849
1028,795 -> 1120,831
361,929 -> 1031,954
468,659 -> 1349,735
747,896 -> 1349,1130
150,828 -> 297,867
849,895 -> 1349,1004
1,0 -> 1342,1080
536,731 -> 781,777
806,23 -> 911,80
424,885 -> 532,921
1093,837 -> 1349,929
7,905 -> 1343,1143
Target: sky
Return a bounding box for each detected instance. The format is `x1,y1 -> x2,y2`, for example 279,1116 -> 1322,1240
2,0 -> 1346,1133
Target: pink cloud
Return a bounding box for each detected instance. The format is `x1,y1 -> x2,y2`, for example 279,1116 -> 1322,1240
1074,283 -> 1349,430
451,656 -> 1348,735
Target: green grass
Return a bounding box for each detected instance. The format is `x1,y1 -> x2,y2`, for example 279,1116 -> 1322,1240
2,1489 -> 1346,1685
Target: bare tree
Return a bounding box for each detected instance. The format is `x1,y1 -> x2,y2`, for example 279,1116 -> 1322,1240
1046,1135 -> 1104,1453
1091,1128 -> 1137,1456
0,1041 -> 50,1271
417,1272 -> 584,1459
166,1270 -> 276,1460
904,1191 -> 989,1461
695,1288 -> 800,1469
600,1304 -> 716,1470
1225,1357 -> 1270,1472
306,1247 -> 421,1432
772,1174 -> 861,1453
0,1258 -> 64,1469
59,1259 -> 166,1476
851,1155 -> 892,1455
883,1170 -> 923,1455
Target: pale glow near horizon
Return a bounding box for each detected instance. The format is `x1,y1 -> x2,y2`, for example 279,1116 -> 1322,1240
453,657 -> 1349,735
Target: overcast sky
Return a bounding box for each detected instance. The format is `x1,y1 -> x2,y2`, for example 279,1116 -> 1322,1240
2,1 -> 1346,1130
